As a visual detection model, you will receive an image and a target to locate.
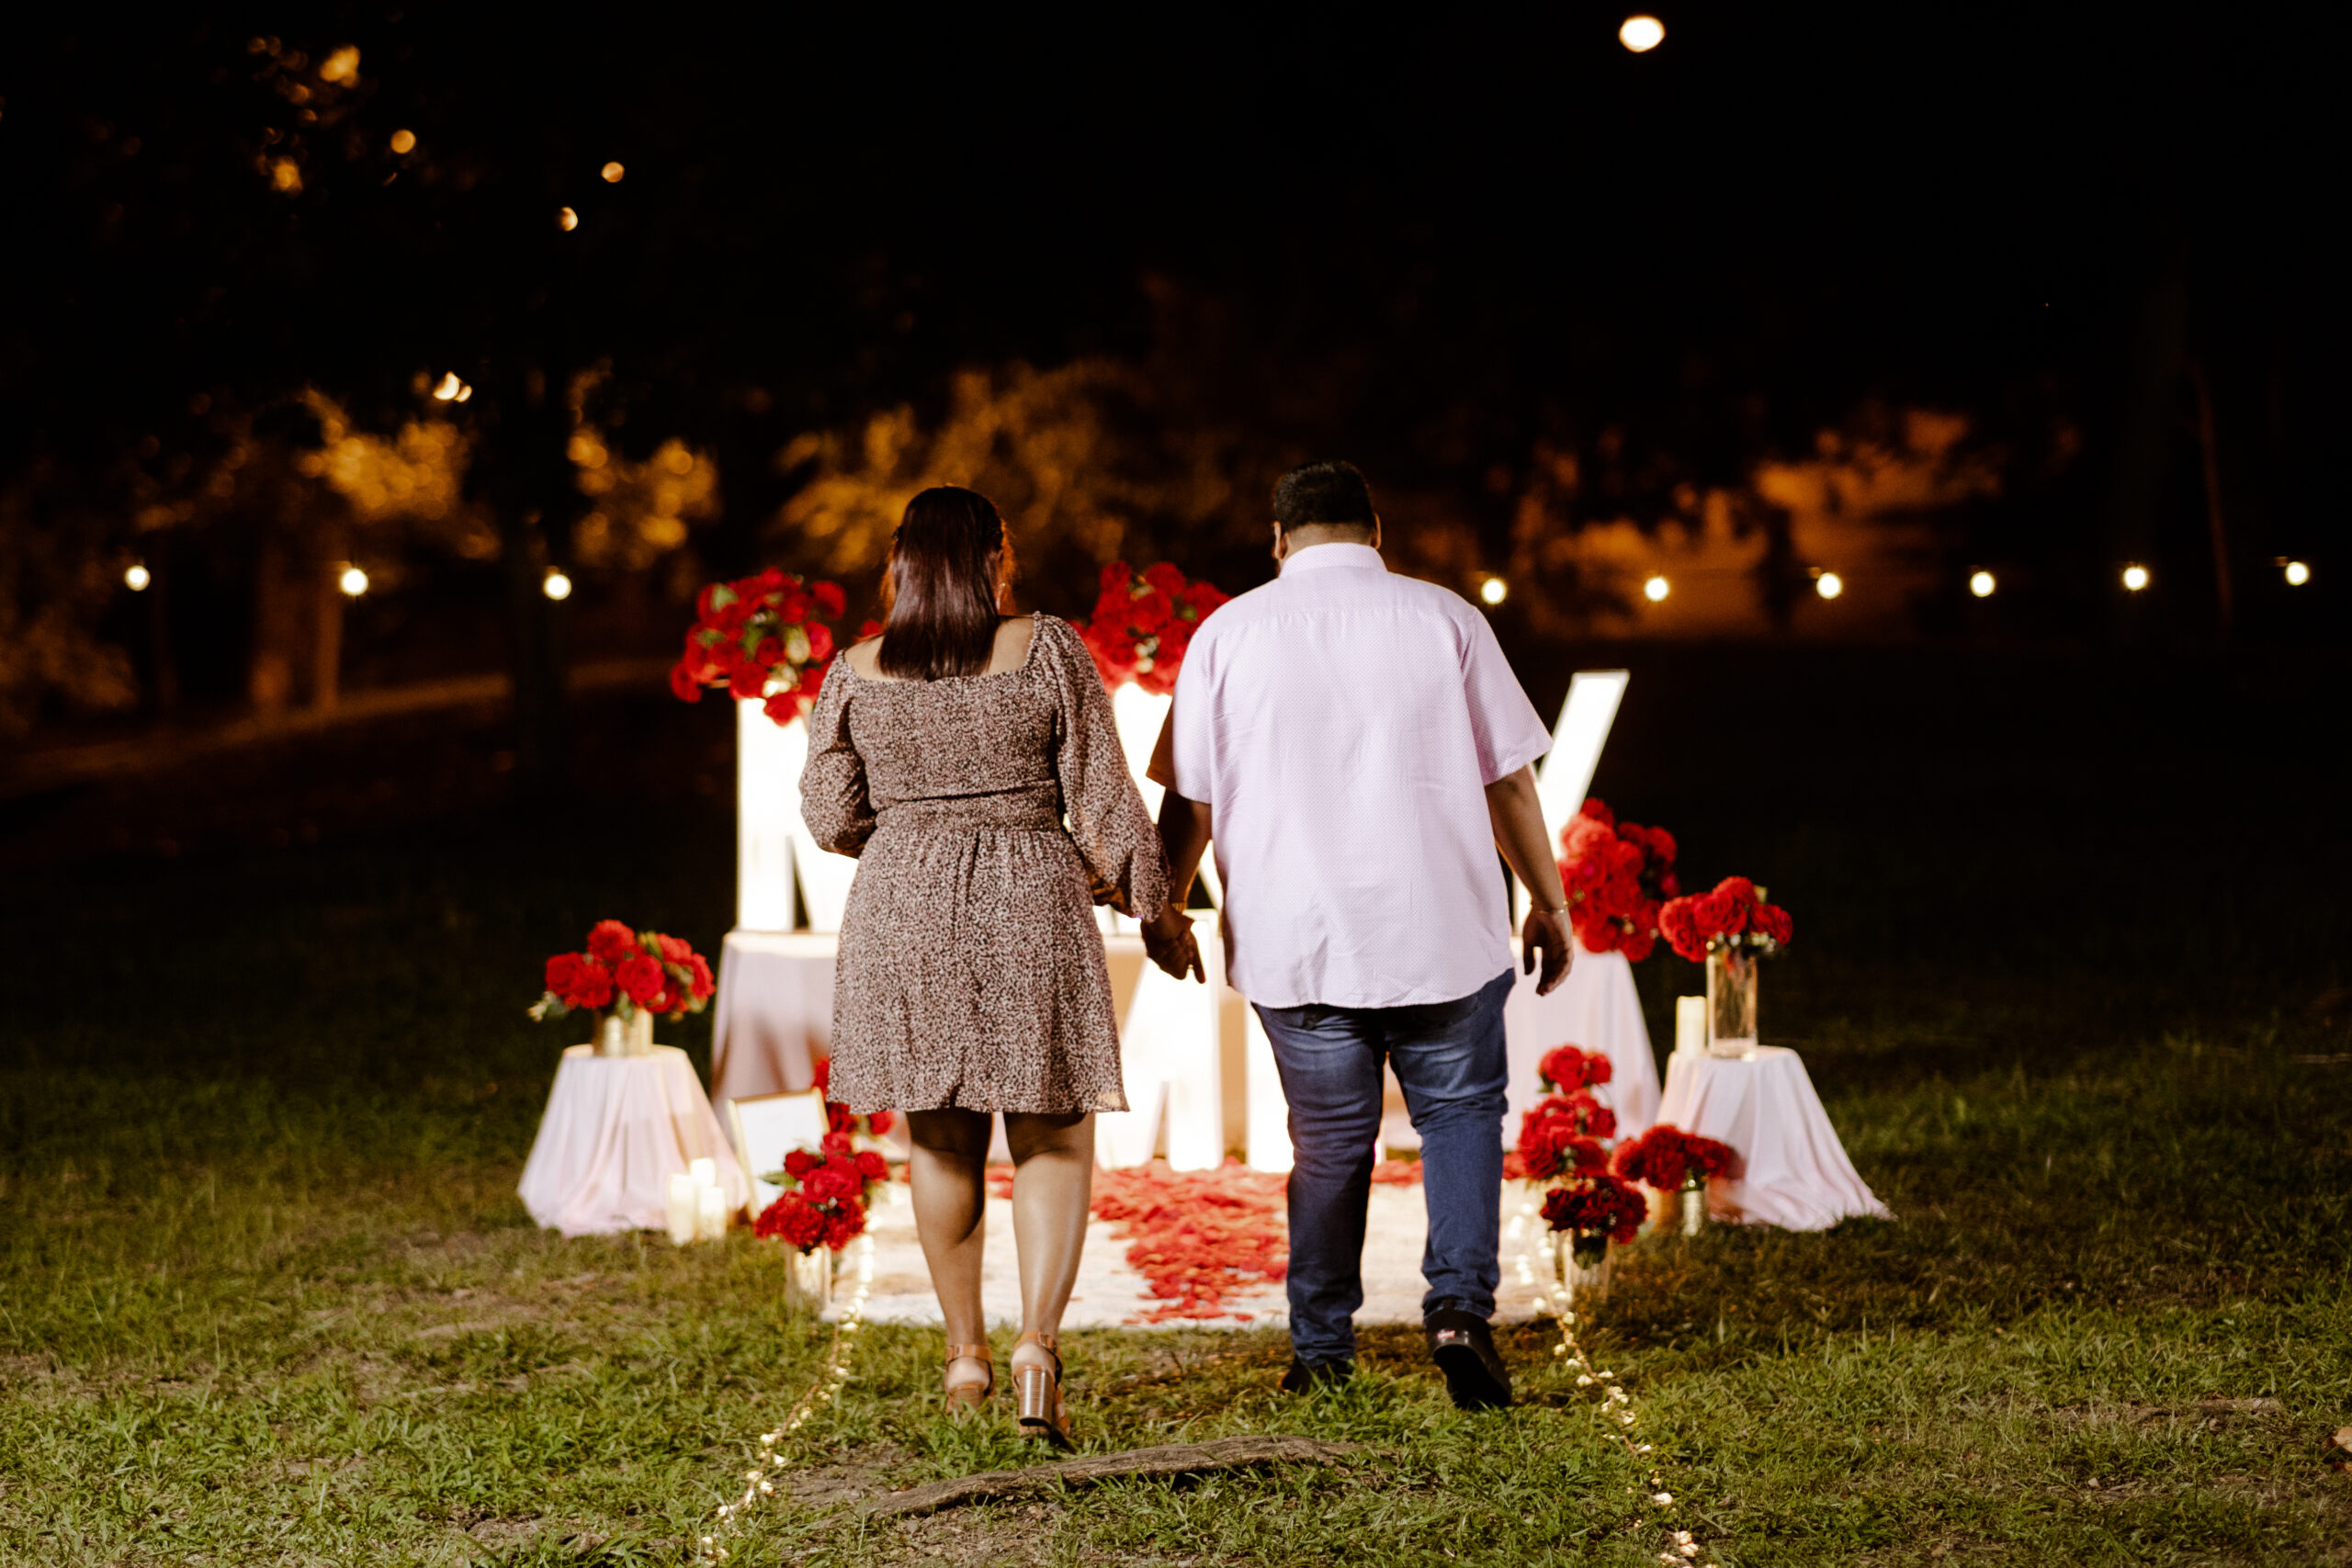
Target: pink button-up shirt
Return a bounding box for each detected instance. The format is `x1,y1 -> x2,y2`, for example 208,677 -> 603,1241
1152,542 -> 1551,1009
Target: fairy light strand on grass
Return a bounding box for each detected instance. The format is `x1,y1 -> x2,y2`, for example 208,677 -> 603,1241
1508,1196 -> 1721,1568
695,1232 -> 876,1564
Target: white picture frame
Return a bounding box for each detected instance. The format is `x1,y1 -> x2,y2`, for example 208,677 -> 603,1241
726,1087 -> 831,1220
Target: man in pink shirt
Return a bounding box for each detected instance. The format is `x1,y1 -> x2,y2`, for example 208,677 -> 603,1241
1144,460 -> 1573,1408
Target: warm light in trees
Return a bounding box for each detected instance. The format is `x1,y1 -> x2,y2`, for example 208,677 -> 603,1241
1478,575 -> 1508,605
1619,15 -> 1665,51
318,46 -> 360,84
558,206 -> 579,231
543,569 -> 573,601
389,129 -> 416,154
125,563 -> 152,592
1969,570 -> 1996,598
2284,559 -> 2311,586
601,161 -> 626,183
1815,571 -> 1844,600
270,159 -> 302,193
2121,564 -> 2150,592
1643,574 -> 1670,602
338,565 -> 369,597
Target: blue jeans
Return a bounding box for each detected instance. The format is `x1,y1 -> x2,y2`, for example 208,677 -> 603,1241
1253,968 -> 1513,1363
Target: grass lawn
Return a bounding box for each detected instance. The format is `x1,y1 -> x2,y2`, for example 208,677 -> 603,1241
4,644 -> 2348,1564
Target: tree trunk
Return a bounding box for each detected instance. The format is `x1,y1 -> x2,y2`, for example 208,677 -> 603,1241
310,519 -> 348,711
2188,355 -> 2233,639
248,536 -> 295,718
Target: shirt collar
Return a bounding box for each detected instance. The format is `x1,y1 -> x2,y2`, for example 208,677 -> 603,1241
1278,541 -> 1387,578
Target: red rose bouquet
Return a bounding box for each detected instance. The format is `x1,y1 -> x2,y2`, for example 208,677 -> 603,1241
529,919 -> 716,1026
1538,1043 -> 1614,1095
1078,561 -> 1230,695
1612,1124 -> 1738,1193
752,1133 -> 889,1255
670,568 -> 848,726
1656,875 -> 1792,963
1540,1175 -> 1648,1247
1556,798 -> 1680,961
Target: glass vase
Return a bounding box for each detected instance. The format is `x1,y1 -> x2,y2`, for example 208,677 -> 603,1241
594,1010 -> 657,1058
1705,944 -> 1758,1056
1679,1179 -> 1707,1237
786,1245 -> 834,1312
1555,1229 -> 1612,1303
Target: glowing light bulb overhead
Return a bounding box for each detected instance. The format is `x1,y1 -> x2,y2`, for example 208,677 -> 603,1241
1815,571 -> 1843,600
543,569 -> 573,601
2284,559 -> 2311,586
2121,564 -> 2150,592
125,563 -> 152,592
1619,15 -> 1666,51
1969,570 -> 1996,598
1643,574 -> 1670,603
557,206 -> 579,231
601,161 -> 626,183
1479,575 -> 1508,605
338,564 -> 369,597
389,129 -> 415,154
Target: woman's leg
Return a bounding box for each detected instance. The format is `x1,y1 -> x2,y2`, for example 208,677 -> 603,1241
906,1108 -> 993,1390
1001,1111 -> 1094,1374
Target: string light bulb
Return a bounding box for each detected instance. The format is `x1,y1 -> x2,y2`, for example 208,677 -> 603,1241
2121,564 -> 2150,592
431,372 -> 461,401
543,569 -> 572,602
557,206 -> 579,231
124,563 -> 152,592
338,565 -> 369,597
1619,15 -> 1666,51
2283,559 -> 2310,586
1479,576 -> 1509,606
1815,571 -> 1843,600
1643,575 -> 1670,603
389,129 -> 415,154
1968,570 -> 1996,598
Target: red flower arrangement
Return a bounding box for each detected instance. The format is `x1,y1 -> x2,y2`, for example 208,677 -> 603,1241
1657,875 -> 1793,964
1612,1124 -> 1738,1193
1077,561 -> 1230,695
752,1131 -> 888,1254
670,568 -> 848,726
1538,1043 -> 1614,1095
1540,1176 -> 1649,1246
1556,798 -> 1680,961
529,919 -> 716,1024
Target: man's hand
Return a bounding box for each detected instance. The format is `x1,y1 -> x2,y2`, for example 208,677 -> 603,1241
1142,905 -> 1206,983
1521,905 -> 1573,996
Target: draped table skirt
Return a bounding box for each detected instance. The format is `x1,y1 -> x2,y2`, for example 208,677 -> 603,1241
517,1045 -> 750,1236
1656,1045 -> 1891,1230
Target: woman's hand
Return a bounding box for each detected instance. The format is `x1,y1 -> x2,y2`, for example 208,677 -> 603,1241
1141,906 -> 1206,983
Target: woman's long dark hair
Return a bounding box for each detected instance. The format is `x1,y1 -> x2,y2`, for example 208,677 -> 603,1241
876,486 -> 1015,681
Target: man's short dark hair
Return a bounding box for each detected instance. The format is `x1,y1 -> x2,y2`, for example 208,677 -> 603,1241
1272,460 -> 1375,532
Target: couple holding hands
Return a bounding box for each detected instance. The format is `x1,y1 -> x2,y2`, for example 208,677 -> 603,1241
801,460 -> 1571,1446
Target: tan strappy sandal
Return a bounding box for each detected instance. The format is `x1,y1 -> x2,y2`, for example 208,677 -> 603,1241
943,1341 -> 994,1415
1013,1330 -> 1072,1449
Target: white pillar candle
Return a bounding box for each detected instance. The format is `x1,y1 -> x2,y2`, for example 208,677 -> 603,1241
690,1156 -> 718,1190
666,1173 -> 699,1247
695,1182 -> 729,1242
1675,995 -> 1707,1059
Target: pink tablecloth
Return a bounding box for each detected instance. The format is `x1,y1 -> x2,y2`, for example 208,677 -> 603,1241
517,1045 -> 750,1236
1504,943 -> 1662,1139
708,930 -> 833,1111
1656,1045 -> 1891,1230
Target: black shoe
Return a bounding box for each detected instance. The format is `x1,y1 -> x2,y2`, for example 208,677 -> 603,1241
1278,1357 -> 1354,1394
1425,1308 -> 1512,1410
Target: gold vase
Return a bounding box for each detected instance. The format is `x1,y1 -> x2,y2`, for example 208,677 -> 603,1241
1679,1180 -> 1707,1237
786,1245 -> 834,1312
594,1010 -> 657,1058
1705,945 -> 1758,1056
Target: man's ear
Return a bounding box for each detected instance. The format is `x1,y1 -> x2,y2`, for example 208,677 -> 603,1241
1271,520 -> 1288,563
1369,513 -> 1383,551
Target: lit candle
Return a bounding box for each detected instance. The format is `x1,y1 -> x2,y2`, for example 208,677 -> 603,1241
666,1173 -> 698,1246
696,1183 -> 729,1243
1674,996 -> 1706,1058
690,1156 -> 718,1190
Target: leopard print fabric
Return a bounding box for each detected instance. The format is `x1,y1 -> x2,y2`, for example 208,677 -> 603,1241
799,614 -> 1169,1114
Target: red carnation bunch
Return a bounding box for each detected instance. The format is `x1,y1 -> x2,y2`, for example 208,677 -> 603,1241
1537,1043 -> 1612,1094
1556,798 -> 1680,961
1657,875 -> 1793,964
529,920 -> 716,1026
1078,560 -> 1230,695
670,567 -> 848,726
1514,1090 -> 1617,1181
1612,1124 -> 1738,1193
754,1124 -> 890,1255
1540,1175 -> 1648,1246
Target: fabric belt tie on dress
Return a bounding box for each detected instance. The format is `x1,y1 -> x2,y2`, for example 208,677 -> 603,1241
873,784 -> 1065,835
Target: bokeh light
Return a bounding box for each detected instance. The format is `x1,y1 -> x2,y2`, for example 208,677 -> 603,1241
337,565 -> 369,597
601,161 -> 626,183
1969,570 -> 1995,598
1643,574 -> 1669,603
2122,564 -> 2150,592
124,563 -> 151,592
1620,15 -> 1666,51
1815,571 -> 1844,600
1479,575 -> 1508,605
389,129 -> 416,154
318,46 -> 360,85
558,207 -> 579,231
432,372 -> 461,400
2284,559 -> 2311,586
543,569 -> 573,601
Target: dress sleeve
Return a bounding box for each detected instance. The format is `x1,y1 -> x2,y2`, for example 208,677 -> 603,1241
1039,617 -> 1171,920
797,660 -> 876,857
